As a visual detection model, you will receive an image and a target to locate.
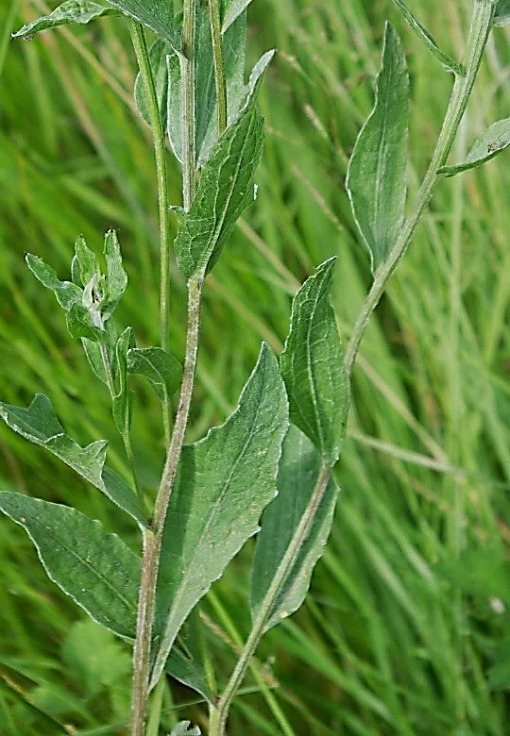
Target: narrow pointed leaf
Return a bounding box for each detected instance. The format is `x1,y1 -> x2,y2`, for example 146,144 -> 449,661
494,0 -> 510,26
438,117 -> 510,176
127,347 -> 182,403
0,394 -> 147,527
173,54 -> 273,278
26,253 -> 82,310
164,610 -> 214,703
0,493 -> 140,638
392,0 -> 461,74
11,0 -> 121,39
280,258 -> 349,466
151,344 -> 288,687
74,234 -> 100,288
346,22 -> 409,272
251,425 -> 338,631
112,327 -> 134,435
222,0 -> 253,33
134,38 -> 171,130
102,0 -> 175,43
102,229 -> 128,318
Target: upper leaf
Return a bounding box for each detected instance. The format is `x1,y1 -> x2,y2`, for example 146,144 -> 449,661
494,0 -> 510,26
438,117 -> 510,177
103,0 -> 175,43
346,22 -> 409,273
280,259 -> 349,466
127,346 -> 182,403
151,343 -> 288,687
0,394 -> 147,527
0,493 -> 141,639
251,425 -> 338,631
222,0 -> 254,33
134,38 -> 171,130
11,0 -> 121,39
26,254 -> 82,310
173,53 -> 273,279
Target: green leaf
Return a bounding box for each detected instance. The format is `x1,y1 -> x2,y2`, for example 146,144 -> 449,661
134,38 -> 171,130
168,723 -> 201,736
151,343 -> 288,687
173,52 -> 273,279
102,0 -> 175,43
494,0 -> 510,26
280,259 -> 349,466
0,492 -> 141,639
74,234 -> 101,288
392,0 -> 461,74
112,327 -> 134,435
346,22 -> 409,272
81,320 -> 117,386
438,117 -> 510,176
66,302 -> 104,341
251,425 -> 338,631
127,346 -> 182,403
26,253 -> 82,310
165,610 -> 214,704
222,0 -> 253,33
11,0 -> 121,39
0,394 -> 147,527
102,229 -> 128,318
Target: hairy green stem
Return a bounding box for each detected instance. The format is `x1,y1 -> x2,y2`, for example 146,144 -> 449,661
129,22 -> 171,356
182,0 -> 197,210
209,465 -> 332,736
209,0 -> 228,136
345,0 -> 496,375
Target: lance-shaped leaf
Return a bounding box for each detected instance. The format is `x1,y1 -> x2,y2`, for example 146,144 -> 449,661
134,38 -> 171,130
222,0 -> 254,33
173,53 -> 273,279
11,0 -> 121,39
151,344 -> 288,687
280,258 -> 349,466
251,425 -> 338,631
392,0 -> 461,74
438,117 -> 510,177
127,346 -> 182,403
112,327 -> 134,435
0,493 -> 141,639
103,0 -> 175,43
346,22 -> 409,272
0,394 -> 147,527
164,609 -> 214,704
494,0 -> 510,26
102,229 -> 128,318
26,254 -> 82,310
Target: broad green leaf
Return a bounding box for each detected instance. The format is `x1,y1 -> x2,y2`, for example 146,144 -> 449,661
134,38 -> 171,130
280,258 -> 349,466
494,0 -> 510,26
151,343 -> 288,687
127,346 -> 182,403
0,394 -> 147,527
103,0 -> 175,43
112,327 -> 134,435
11,0 -> 121,39
66,302 -> 104,341
173,53 -> 273,278
438,117 -> 510,176
346,22 -> 409,272
26,253 -> 82,310
169,723 -> 201,736
251,425 -> 338,631
222,0 -> 253,33
165,609 -> 214,703
103,229 -> 128,318
392,0 -> 461,74
0,493 -> 141,639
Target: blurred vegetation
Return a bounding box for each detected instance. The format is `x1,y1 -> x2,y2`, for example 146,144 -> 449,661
1,0 -> 510,733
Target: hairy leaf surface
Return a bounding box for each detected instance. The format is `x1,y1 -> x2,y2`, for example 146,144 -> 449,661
280,258 -> 349,466
11,0 -> 121,39
251,425 -> 338,631
151,344 -> 288,687
0,493 -> 140,638
346,22 -> 409,272
438,117 -> 510,176
103,0 -> 174,43
128,347 -> 182,402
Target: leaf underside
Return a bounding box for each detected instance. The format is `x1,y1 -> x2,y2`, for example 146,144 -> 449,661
438,116 -> 510,176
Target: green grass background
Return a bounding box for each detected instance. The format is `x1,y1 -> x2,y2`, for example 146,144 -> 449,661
1,0 -> 510,733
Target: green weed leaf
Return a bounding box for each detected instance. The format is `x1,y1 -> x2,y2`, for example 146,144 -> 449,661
102,229 -> 128,318
26,253 -> 82,310
392,0 -> 461,74
0,394 -> 147,527
251,425 -> 338,631
494,0 -> 510,26
103,0 -> 175,43
112,327 -> 134,435
438,117 -> 510,176
74,234 -> 101,287
134,38 -> 171,130
165,610 -> 214,703
151,343 -> 288,687
11,0 -> 121,39
280,259 -> 349,466
0,492 -> 141,638
222,0 -> 253,33
173,52 -> 273,278
346,22 -> 409,272
168,723 -> 201,736
127,346 -> 182,403
66,302 -> 104,341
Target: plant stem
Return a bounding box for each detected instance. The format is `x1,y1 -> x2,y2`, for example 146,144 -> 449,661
129,277 -> 203,734
209,0 -> 228,136
128,21 -> 171,356
209,465 -> 332,736
182,0 -> 197,210
345,0 -> 496,375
